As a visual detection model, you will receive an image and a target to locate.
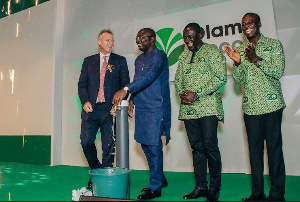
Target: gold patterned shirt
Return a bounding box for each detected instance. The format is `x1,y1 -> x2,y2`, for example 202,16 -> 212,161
175,43 -> 227,121
233,34 -> 286,115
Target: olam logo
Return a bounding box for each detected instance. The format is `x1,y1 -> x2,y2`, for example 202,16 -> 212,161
155,28 -> 184,66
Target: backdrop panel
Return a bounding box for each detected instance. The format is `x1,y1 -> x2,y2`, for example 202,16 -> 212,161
61,0 -> 300,175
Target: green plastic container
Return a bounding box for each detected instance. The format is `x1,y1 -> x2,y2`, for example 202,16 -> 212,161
89,167 -> 130,199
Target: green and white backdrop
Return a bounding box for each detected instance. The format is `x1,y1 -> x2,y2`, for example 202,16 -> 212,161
0,0 -> 299,176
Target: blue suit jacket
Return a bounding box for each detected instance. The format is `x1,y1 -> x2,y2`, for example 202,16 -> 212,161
128,47 -> 171,146
78,53 -> 130,120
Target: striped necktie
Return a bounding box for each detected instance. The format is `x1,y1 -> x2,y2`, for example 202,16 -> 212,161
98,56 -> 107,102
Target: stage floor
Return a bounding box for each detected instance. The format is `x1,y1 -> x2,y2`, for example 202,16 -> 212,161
0,161 -> 298,201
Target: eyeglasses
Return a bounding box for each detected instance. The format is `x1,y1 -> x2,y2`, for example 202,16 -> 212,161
135,35 -> 153,40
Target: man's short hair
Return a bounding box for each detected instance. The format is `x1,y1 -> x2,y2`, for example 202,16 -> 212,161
243,13 -> 261,23
98,29 -> 114,40
184,22 -> 204,35
142,28 -> 156,40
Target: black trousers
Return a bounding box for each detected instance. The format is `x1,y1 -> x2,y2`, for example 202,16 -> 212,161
80,103 -> 115,169
244,108 -> 285,198
184,116 -> 222,192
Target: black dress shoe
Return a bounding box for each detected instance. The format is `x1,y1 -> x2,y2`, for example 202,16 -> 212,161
266,195 -> 285,201
141,178 -> 168,192
183,186 -> 208,199
206,190 -> 220,202
87,177 -> 92,189
137,188 -> 161,200
242,194 -> 266,201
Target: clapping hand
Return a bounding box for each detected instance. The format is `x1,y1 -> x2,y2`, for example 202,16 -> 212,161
245,43 -> 260,63
224,45 -> 241,65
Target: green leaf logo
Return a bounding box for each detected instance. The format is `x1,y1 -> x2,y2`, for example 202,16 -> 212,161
155,28 -> 184,66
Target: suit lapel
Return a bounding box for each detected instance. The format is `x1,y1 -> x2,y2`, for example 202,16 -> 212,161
92,53 -> 100,83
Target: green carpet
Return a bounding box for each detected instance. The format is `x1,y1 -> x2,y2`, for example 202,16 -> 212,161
0,162 -> 298,201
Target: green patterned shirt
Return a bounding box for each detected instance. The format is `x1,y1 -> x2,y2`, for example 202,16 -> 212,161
233,34 -> 286,115
175,43 -> 227,121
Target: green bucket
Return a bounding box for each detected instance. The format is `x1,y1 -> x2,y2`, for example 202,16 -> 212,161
89,167 -> 130,199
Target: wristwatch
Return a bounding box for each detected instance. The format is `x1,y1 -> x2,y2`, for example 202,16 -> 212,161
123,86 -> 129,92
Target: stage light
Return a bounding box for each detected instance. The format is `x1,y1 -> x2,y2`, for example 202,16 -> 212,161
28,10 -> 31,21
17,100 -> 19,119
22,128 -> 26,148
16,23 -> 19,38
9,68 -> 15,94
6,0 -> 11,16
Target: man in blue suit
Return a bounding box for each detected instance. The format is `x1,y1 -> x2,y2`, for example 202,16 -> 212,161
78,29 -> 130,189
113,28 -> 171,200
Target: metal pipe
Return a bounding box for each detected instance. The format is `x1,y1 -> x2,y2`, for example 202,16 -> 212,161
115,100 -> 129,169
115,100 -> 130,199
